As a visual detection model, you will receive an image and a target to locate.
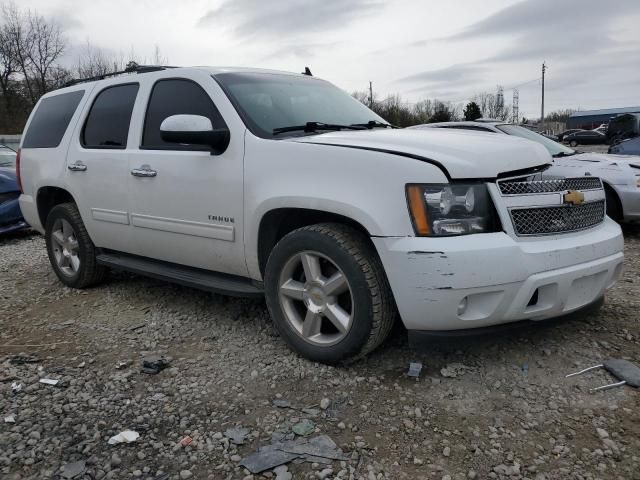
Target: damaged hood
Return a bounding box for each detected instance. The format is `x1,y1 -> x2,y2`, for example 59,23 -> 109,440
289,128 -> 551,179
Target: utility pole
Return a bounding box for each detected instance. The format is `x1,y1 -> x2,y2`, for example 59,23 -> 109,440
369,81 -> 373,107
512,88 -> 519,124
540,62 -> 546,130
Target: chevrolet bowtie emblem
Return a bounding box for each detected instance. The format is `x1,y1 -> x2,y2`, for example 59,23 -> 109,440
564,190 -> 585,205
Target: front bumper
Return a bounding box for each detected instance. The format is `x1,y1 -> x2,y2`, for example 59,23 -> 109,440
373,218 -> 624,331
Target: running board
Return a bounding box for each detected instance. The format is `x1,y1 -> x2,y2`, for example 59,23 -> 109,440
96,252 -> 264,298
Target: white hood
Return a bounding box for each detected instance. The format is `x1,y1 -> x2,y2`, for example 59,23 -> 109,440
290,128 -> 551,179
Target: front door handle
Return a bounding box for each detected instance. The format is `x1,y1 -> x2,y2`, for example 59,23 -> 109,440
68,161 -> 87,172
131,165 -> 157,178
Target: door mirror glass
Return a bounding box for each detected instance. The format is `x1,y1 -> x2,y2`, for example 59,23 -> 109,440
160,114 -> 230,154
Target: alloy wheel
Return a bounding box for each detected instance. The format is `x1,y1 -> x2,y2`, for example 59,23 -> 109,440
278,251 -> 354,346
51,218 -> 80,276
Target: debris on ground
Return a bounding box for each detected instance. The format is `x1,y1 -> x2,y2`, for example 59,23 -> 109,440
141,354 -> 172,374
39,378 -> 59,386
179,435 -> 193,447
224,426 -> 250,445
566,358 -> 640,391
107,430 -> 140,445
239,434 -> 347,474
292,419 -> 316,436
11,381 -> 22,392
273,399 -> 291,408
9,354 -> 40,365
407,362 -> 423,378
61,459 -> 87,479
115,360 -> 129,370
4,414 -> 15,423
319,398 -> 331,410
440,363 -> 469,378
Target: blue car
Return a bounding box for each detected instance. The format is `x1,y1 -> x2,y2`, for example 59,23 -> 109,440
0,145 -> 29,235
609,136 -> 640,156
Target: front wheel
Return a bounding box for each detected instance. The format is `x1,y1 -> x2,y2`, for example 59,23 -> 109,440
264,223 -> 396,363
569,140 -> 578,147
45,202 -> 106,289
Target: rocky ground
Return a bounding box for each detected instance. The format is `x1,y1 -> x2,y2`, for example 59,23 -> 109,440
1,228 -> 639,480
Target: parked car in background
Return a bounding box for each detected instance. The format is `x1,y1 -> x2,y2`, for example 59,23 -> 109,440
609,136 -> 640,156
557,129 -> 583,142
16,66 -> 624,362
0,145 -> 28,234
412,121 -> 640,223
563,130 -> 606,147
606,113 -> 640,145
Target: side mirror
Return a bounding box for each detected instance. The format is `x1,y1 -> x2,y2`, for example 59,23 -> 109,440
160,114 -> 230,155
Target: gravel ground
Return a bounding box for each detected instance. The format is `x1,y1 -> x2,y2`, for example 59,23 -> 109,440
1,228 -> 639,480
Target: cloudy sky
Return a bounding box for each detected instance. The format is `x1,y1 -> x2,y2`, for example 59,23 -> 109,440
16,0 -> 640,118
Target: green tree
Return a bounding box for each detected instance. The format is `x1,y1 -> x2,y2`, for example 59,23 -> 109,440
463,101 -> 482,121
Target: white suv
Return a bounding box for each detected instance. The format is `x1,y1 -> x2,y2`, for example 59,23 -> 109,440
17,66 -> 624,363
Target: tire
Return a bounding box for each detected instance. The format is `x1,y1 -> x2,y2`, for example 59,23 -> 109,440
569,140 -> 578,147
264,223 -> 396,363
604,187 -> 623,223
45,202 -> 106,289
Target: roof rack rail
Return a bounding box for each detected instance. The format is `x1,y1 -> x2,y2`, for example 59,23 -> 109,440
63,62 -> 178,87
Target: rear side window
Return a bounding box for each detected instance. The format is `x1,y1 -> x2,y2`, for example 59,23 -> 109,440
142,78 -> 227,150
82,84 -> 139,149
22,90 -> 84,148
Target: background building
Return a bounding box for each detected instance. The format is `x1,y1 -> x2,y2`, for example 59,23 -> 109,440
567,106 -> 640,129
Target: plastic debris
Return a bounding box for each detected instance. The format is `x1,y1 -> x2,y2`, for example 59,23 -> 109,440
407,362 -> 423,378
179,435 -> 193,447
11,382 -> 22,392
224,426 -> 250,445
292,419 -> 315,436
566,358 -> 640,391
4,414 -> 15,423
141,354 -> 172,375
115,361 -> 129,370
62,459 -> 87,479
39,378 -> 60,386
107,430 -> 140,445
239,434 -> 347,474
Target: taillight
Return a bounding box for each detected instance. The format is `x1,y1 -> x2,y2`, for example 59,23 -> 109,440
16,148 -> 22,193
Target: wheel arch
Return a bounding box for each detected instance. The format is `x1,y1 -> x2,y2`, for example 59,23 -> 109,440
601,181 -> 623,221
256,207 -> 375,277
36,186 -> 77,228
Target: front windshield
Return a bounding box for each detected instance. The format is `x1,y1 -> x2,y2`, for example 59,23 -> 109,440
496,124 -> 575,157
215,72 -> 387,138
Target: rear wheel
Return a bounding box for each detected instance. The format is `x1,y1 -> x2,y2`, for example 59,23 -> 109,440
569,140 -> 578,147
264,223 -> 396,363
45,202 -> 106,288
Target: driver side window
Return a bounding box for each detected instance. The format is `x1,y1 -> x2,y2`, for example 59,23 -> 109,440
141,78 -> 227,150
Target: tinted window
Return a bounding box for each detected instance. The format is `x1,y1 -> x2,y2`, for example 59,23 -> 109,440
22,91 -> 84,149
82,84 -> 139,149
142,79 -> 226,150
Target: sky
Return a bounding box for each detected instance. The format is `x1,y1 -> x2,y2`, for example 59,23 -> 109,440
14,0 -> 640,119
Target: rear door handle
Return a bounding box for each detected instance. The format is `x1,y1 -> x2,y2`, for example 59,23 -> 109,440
131,165 -> 157,178
68,161 -> 87,172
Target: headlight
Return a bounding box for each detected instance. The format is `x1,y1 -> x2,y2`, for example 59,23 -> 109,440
406,183 -> 499,236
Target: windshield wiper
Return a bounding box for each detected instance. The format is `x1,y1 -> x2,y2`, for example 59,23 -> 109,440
552,151 -> 577,158
273,122 -> 366,135
350,120 -> 398,129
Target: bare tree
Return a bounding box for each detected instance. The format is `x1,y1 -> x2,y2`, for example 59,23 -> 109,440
0,22 -> 18,108
471,91 -> 512,122
26,9 -> 66,95
76,41 -> 123,78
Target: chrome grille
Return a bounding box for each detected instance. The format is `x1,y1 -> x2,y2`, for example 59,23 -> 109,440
510,200 -> 605,236
498,177 -> 602,195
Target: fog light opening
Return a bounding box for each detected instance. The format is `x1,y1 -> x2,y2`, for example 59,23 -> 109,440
527,289 -> 539,307
457,297 -> 468,316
